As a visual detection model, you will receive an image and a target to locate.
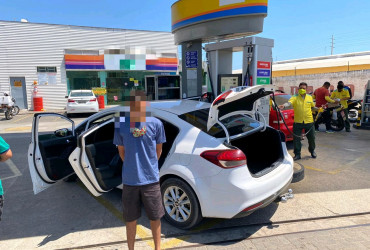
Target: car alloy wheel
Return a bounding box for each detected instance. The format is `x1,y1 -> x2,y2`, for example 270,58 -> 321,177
161,178 -> 202,229
163,185 -> 192,223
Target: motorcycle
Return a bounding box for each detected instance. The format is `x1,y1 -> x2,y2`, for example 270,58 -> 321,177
314,103 -> 346,131
0,92 -> 20,120
347,99 -> 362,123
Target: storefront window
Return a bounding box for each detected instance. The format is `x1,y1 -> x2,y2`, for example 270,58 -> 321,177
66,71 -> 100,92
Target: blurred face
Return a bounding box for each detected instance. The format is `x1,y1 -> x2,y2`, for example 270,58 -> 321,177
298,84 -> 307,95
130,97 -> 147,122
338,86 -> 343,92
299,85 -> 307,91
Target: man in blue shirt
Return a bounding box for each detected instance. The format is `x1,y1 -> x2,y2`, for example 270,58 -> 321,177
0,136 -> 13,221
113,90 -> 166,250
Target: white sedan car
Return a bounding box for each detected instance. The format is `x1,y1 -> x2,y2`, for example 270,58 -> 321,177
65,90 -> 99,116
28,85 -> 294,229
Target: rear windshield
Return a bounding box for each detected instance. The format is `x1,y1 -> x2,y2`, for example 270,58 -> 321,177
179,108 -> 260,138
70,91 -> 94,97
274,94 -> 292,106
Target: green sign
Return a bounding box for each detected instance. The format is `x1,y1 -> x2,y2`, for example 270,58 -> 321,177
257,77 -> 270,85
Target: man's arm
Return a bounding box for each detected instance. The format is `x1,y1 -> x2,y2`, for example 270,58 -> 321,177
278,96 -> 294,110
325,96 -> 336,103
156,144 -> 163,160
117,145 -> 125,162
0,149 -> 12,162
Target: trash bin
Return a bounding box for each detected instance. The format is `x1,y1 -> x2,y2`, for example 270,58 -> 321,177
97,95 -> 105,109
33,97 -> 44,111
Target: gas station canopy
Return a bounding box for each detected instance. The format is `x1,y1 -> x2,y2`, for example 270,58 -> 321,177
171,0 -> 268,44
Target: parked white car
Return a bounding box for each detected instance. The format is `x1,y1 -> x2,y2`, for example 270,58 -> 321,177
66,90 -> 99,115
28,85 -> 294,229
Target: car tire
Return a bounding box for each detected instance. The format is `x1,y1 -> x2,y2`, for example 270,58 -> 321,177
12,106 -> 20,115
292,162 -> 304,183
5,110 -> 13,120
161,178 -> 203,229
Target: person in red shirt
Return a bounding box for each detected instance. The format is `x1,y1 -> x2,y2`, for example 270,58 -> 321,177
313,82 -> 337,133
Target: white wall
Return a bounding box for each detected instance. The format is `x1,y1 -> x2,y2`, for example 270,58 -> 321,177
272,70 -> 370,100
0,21 -> 177,109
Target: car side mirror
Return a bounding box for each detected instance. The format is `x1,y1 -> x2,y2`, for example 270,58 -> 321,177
54,128 -> 70,137
65,96 -> 68,98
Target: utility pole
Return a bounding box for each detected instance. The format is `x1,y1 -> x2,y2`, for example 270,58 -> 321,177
331,35 -> 335,55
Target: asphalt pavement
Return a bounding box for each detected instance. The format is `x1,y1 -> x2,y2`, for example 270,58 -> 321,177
0,110 -> 369,249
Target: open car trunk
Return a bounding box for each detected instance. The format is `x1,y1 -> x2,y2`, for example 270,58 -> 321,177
230,127 -> 284,177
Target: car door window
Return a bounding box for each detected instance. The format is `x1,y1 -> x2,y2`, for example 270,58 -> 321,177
87,113 -> 115,129
36,115 -> 76,182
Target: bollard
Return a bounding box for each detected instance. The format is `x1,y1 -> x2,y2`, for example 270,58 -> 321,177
356,110 -> 362,129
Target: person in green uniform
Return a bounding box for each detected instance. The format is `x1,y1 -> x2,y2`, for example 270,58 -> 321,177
278,82 -> 317,161
0,136 -> 13,221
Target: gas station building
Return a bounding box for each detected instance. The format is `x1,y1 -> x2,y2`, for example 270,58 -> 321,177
0,20 -> 178,110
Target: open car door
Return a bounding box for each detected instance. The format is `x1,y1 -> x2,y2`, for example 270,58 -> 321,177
28,113 -> 76,194
69,118 -> 122,197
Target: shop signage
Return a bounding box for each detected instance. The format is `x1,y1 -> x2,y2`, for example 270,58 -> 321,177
257,78 -> 270,85
14,81 -> 22,87
38,72 -> 57,85
257,61 -> 271,69
185,51 -> 198,68
257,69 -> 271,77
92,87 -> 107,96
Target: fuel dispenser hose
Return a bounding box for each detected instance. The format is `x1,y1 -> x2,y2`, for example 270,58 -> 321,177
271,92 -> 320,140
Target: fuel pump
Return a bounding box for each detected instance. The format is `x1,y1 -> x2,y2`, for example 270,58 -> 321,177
204,37 -> 274,124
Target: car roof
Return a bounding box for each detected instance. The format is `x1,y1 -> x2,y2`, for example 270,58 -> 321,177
150,100 -> 210,115
70,90 -> 93,93
102,100 -> 211,116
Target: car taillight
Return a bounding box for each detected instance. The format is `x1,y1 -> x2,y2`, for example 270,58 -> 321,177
200,149 -> 246,168
212,90 -> 232,106
89,98 -> 97,102
68,99 -> 75,103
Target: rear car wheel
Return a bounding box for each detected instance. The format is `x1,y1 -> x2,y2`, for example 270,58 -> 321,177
161,178 -> 203,229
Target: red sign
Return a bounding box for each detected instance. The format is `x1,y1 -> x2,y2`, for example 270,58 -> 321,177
257,61 -> 271,69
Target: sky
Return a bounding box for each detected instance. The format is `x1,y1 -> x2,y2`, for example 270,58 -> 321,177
1,0 -> 370,69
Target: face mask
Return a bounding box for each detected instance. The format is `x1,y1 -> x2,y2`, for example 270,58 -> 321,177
299,89 -> 306,95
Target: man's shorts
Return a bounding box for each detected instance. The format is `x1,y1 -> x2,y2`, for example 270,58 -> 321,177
0,195 -> 4,221
122,182 -> 165,222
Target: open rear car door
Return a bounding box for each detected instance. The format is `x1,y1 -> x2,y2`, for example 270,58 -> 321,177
69,118 -> 122,196
28,113 -> 76,194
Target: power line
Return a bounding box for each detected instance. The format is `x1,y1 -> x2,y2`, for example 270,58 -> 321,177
331,35 -> 335,55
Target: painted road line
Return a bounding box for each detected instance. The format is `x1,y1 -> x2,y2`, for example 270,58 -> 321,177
304,165 -> 332,174
328,152 -> 370,175
4,126 -> 31,132
1,159 -> 22,180
76,182 -> 154,248
9,114 -> 33,123
304,152 -> 370,175
161,219 -> 225,248
77,180 -> 226,249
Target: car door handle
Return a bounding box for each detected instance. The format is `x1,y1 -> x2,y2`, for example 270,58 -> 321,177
66,139 -> 70,143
